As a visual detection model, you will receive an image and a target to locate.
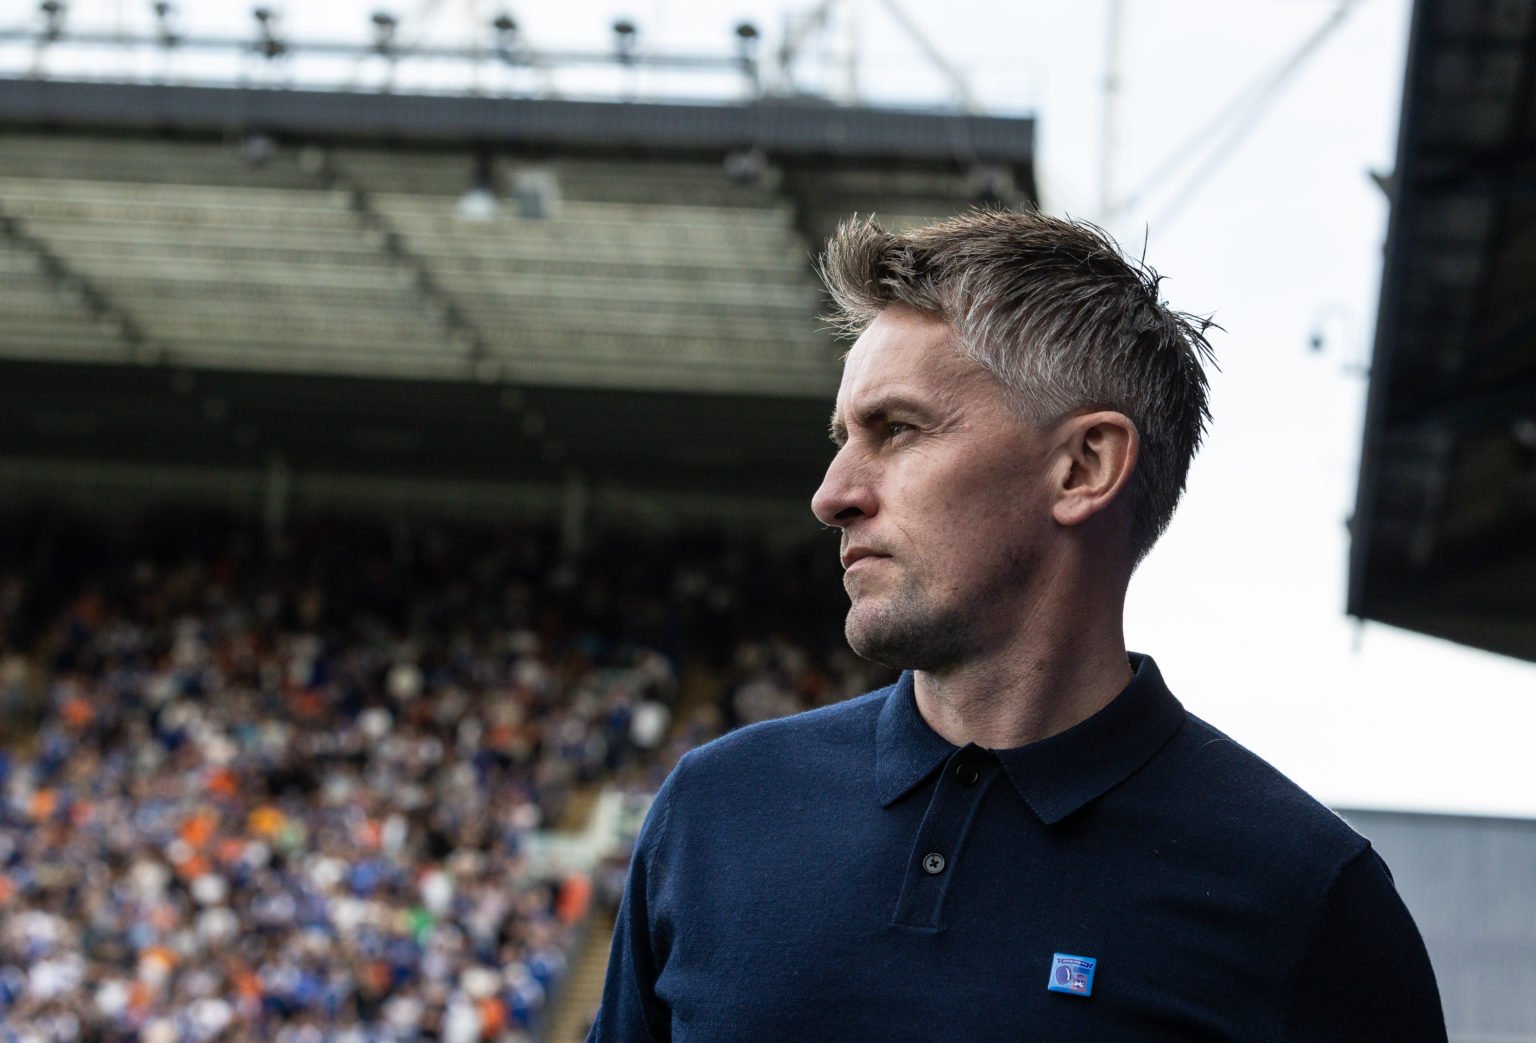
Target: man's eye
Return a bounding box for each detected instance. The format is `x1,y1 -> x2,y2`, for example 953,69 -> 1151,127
887,423 -> 914,438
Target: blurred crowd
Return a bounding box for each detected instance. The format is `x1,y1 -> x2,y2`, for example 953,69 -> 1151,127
0,508 -> 883,1042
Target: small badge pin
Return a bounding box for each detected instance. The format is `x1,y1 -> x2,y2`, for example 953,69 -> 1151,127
1047,953 -> 1097,997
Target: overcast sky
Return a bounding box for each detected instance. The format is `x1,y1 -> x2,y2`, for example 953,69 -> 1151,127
9,0 -> 1536,818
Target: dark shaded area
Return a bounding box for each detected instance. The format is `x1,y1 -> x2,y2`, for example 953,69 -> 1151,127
0,360 -> 837,508
1350,0 -> 1536,662
0,505 -> 854,674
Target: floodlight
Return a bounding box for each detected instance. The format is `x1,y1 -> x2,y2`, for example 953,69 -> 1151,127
492,12 -> 519,60
1513,418 -> 1536,454
723,147 -> 766,185
152,2 -> 179,47
240,133 -> 276,167
734,21 -> 759,58
251,7 -> 284,59
967,164 -> 1016,203
511,168 -> 558,220
39,0 -> 65,42
372,11 -> 398,54
455,154 -> 500,223
456,188 -> 498,222
612,18 -> 637,61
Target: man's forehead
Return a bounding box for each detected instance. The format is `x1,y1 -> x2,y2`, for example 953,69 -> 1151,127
839,310 -> 958,382
834,315 -> 977,409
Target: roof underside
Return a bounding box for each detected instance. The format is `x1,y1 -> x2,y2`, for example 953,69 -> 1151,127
1350,0 -> 1536,662
0,80 -> 1036,525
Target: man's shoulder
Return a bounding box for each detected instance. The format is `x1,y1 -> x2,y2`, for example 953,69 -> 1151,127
677,684 -> 892,781
1157,710 -> 1368,865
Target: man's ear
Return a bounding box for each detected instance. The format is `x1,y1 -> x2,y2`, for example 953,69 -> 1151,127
1051,411 -> 1139,528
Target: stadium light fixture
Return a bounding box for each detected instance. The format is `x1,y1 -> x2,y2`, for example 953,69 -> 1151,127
371,11 -> 398,56
735,22 -> 761,93
967,164 -> 1020,206
39,0 -> 65,43
734,22 -> 759,59
240,132 -> 276,167
723,146 -> 767,184
1513,418 -> 1536,468
152,2 -> 180,48
511,167 -> 558,219
492,12 -> 522,65
251,7 -> 285,60
455,153 -> 500,222
612,18 -> 637,63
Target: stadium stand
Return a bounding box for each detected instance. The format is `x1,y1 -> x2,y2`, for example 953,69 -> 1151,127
0,508 -> 886,1041
0,85 -> 1037,525
0,135 -> 824,391
0,73 -> 1027,1039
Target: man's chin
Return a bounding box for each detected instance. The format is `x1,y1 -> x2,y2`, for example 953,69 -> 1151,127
845,609 -> 934,671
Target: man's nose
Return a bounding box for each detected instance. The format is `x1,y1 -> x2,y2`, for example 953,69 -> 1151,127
811,448 -> 876,528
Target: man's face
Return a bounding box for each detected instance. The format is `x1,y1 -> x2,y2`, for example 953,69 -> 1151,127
812,305 -> 1057,671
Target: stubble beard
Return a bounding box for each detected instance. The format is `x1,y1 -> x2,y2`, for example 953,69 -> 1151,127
842,544 -> 1040,672
844,586 -> 974,672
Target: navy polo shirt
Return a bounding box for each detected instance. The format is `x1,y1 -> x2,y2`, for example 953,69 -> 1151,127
591,655 -> 1444,1041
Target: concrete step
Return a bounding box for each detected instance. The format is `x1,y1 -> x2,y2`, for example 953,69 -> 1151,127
544,910 -> 617,1043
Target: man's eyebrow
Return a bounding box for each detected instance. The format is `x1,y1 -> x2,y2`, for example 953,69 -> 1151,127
828,394 -> 939,446
856,394 -> 938,427
828,412 -> 847,447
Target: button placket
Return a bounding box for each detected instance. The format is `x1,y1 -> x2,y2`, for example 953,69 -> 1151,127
891,745 -> 998,929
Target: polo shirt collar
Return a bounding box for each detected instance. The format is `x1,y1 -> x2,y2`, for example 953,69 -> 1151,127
874,670 -> 954,808
874,653 -> 1186,824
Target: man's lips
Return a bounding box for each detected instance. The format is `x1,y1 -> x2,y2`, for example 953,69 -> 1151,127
840,547 -> 889,571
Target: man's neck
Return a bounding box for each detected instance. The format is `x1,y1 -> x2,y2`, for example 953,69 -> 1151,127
911,593 -> 1133,751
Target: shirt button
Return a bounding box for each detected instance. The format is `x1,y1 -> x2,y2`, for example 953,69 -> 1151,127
955,763 -> 979,786
922,852 -> 946,875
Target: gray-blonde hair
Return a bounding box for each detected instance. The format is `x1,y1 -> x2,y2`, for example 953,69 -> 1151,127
819,209 -> 1216,563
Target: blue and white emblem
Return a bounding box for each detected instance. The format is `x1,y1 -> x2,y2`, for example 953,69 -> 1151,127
1047,953 -> 1097,997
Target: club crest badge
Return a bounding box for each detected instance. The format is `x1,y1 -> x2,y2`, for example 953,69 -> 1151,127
1047,953 -> 1097,997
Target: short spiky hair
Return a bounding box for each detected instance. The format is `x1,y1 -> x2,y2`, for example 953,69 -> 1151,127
819,209 -> 1216,564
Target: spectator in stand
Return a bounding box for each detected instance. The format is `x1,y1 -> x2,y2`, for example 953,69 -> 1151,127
0,510 -> 861,1041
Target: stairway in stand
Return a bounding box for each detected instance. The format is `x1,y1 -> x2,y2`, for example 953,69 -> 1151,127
556,784 -> 602,833
544,909 -> 617,1042
542,668 -> 715,1042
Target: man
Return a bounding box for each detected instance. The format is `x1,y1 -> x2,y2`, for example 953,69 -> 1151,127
589,211 -> 1444,1040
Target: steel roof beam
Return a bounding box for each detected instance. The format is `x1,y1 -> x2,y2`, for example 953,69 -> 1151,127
0,78 -> 1035,169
